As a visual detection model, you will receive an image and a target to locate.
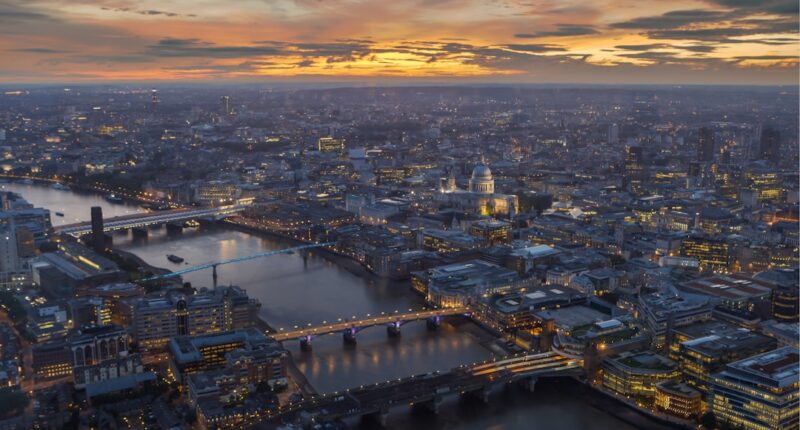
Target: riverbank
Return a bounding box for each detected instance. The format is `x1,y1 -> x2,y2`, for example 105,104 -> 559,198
111,248 -> 182,286
285,353 -> 318,397
548,379 -> 681,430
587,383 -> 696,429
0,173 -> 172,208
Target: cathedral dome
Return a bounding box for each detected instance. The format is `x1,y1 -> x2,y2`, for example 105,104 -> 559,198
472,164 -> 492,179
469,163 -> 494,194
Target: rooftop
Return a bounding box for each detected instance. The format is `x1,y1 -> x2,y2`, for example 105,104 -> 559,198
724,347 -> 800,388
679,274 -> 774,301
656,380 -> 701,398
681,329 -> 776,359
611,351 -> 677,371
509,245 -> 560,260
534,305 -> 609,329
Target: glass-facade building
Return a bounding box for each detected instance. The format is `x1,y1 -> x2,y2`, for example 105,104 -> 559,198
710,347 -> 799,430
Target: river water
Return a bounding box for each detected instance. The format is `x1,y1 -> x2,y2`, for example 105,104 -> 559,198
6,182 -> 647,430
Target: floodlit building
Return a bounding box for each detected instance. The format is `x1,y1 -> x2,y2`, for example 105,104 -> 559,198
436,164 -> 519,217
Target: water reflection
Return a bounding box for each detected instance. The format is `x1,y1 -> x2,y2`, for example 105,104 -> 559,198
0,182 -> 144,226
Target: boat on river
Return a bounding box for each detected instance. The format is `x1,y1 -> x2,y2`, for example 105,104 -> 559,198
105,194 -> 123,203
167,254 -> 185,264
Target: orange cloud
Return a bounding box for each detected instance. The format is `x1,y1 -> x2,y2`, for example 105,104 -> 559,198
0,0 -> 796,83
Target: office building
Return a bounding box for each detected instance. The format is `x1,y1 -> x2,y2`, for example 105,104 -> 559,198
421,229 -> 483,253
710,347 -> 798,430
133,286 -> 261,351
602,351 -> 680,398
469,220 -> 511,246
0,215 -> 23,287
220,95 -> 231,116
697,127 -> 714,162
32,341 -> 73,380
623,144 -> 646,194
678,330 -> 777,392
678,274 -> 774,317
759,127 -> 781,165
744,167 -> 782,203
772,285 -> 799,323
168,328 -> 282,383
680,235 -> 730,273
476,286 -> 585,331
194,181 -> 241,205
607,123 -> 619,144
412,259 -> 530,307
638,293 -> 713,350
317,136 -> 344,152
655,380 -> 702,419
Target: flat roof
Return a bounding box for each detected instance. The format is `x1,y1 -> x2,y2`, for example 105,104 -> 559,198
680,275 -> 774,300
534,305 -> 608,329
728,347 -> 799,387
85,372 -> 156,398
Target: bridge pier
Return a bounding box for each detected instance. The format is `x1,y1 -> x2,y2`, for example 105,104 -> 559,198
166,222 -> 184,234
521,376 -> 538,393
343,327 -> 357,345
387,321 -> 402,337
481,386 -> 491,403
465,383 -> 501,404
378,406 -> 389,427
421,394 -> 443,414
426,315 -> 441,330
131,227 -> 148,238
299,335 -> 313,352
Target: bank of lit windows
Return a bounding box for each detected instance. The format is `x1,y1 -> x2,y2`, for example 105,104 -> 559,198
39,363 -> 71,378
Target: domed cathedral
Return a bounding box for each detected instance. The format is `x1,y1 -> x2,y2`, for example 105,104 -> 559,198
435,162 -> 518,218
469,163 -> 495,194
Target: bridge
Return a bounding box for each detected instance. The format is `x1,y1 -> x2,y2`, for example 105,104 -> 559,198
139,242 -> 335,283
55,204 -> 249,236
254,351 -> 582,428
271,306 -> 469,350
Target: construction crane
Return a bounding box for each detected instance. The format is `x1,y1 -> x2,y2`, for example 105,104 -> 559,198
139,242 -> 335,285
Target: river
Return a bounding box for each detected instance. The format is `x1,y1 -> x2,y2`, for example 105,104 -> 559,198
6,182 -> 652,430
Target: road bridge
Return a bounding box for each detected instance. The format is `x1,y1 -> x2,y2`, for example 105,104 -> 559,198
254,351 -> 582,428
55,204 -> 249,236
271,307 -> 470,350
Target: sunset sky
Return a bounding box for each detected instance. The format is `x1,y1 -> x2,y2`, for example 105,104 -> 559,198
0,0 -> 798,84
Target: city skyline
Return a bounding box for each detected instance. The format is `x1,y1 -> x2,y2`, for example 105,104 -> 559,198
0,0 -> 798,85
0,1 -> 798,429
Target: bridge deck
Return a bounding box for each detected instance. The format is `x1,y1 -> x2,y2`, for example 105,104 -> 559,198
55,204 -> 248,235
271,307 -> 470,341
256,352 -> 581,427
